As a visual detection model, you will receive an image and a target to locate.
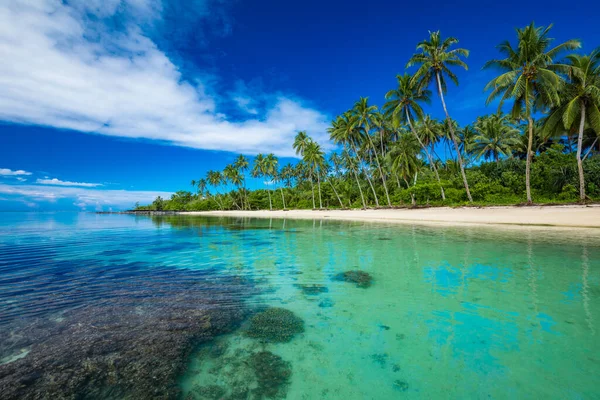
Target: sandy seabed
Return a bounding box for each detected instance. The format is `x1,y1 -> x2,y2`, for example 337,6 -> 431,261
181,205 -> 600,229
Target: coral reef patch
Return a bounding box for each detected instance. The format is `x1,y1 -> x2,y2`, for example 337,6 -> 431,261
0,260 -> 255,400
245,307 -> 305,343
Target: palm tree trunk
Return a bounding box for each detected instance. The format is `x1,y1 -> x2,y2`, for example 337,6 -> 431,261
353,168 -> 367,209
394,173 -> 402,189
436,71 -> 472,202
309,171 -> 316,209
316,172 -> 323,209
366,134 -> 392,206
577,102 -> 586,201
351,142 -> 379,207
406,110 -> 446,200
526,116 -> 534,204
403,177 -> 416,206
279,186 -> 286,209
328,179 -> 344,208
267,186 -> 272,211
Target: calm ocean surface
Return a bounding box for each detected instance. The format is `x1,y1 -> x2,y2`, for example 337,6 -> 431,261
0,212 -> 599,399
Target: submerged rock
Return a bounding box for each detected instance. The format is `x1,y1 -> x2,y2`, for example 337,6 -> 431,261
250,351 -> 292,399
294,284 -> 328,296
246,307 -> 305,343
333,270 -> 373,288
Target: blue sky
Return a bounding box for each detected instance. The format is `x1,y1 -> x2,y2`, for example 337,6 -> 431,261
1,0 -> 599,211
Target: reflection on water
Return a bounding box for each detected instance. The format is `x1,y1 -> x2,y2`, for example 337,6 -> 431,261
0,212 -> 599,399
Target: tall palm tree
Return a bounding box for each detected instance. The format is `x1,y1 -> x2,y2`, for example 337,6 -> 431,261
224,164 -> 243,209
263,154 -> 278,210
407,30 -> 473,202
415,115 -> 443,162
544,50 -> 600,200
386,133 -> 421,205
196,178 -> 207,198
472,114 -> 521,162
353,98 -> 390,206
342,147 -> 367,209
327,153 -> 345,208
384,73 -> 446,200
233,155 -> 249,209
328,112 -> 378,206
484,22 -> 581,203
206,170 -> 224,209
303,141 -> 325,209
251,154 -> 265,209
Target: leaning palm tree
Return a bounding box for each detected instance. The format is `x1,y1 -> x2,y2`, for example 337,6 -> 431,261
327,153 -> 345,208
352,98 -> 390,206
303,141 -> 325,209
472,114 -> 521,162
384,73 -> 446,200
484,22 -> 581,203
544,50 -> 600,201
342,147 -> 367,209
407,30 -> 473,202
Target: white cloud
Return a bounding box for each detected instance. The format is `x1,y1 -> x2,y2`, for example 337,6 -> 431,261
0,0 -> 331,157
36,178 -> 103,187
0,168 -> 32,176
0,183 -> 171,210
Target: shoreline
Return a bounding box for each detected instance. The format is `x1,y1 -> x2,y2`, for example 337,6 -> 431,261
177,205 -> 600,230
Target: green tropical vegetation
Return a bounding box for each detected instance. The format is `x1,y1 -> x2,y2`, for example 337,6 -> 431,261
138,23 -> 600,212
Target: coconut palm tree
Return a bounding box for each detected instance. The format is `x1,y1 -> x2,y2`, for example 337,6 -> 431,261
407,30 -> 473,202
328,112 -> 378,206
233,155 -> 249,209
386,132 -> 421,205
342,148 -> 367,209
196,178 -> 207,198
293,131 -> 310,156
264,154 -> 278,210
544,50 -> 600,200
352,98 -> 390,206
415,115 -> 443,161
206,170 -> 224,209
472,114 -> 521,162
224,164 -> 243,209
484,22 -> 581,203
384,73 -> 446,200
327,153 -> 345,208
303,141 -> 325,209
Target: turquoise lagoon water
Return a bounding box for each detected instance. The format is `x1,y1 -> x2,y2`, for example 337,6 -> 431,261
0,212 -> 599,399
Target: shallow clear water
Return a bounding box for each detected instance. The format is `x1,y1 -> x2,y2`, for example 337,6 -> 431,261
0,212 -> 599,399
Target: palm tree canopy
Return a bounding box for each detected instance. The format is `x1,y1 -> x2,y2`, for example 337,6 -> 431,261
386,132 -> 421,181
383,73 -> 432,127
484,22 -> 581,118
472,114 -> 521,161
406,30 -> 469,94
293,131 -> 310,156
544,49 -> 600,134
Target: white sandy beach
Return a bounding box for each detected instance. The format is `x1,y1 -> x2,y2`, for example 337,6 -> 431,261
182,205 -> 600,228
